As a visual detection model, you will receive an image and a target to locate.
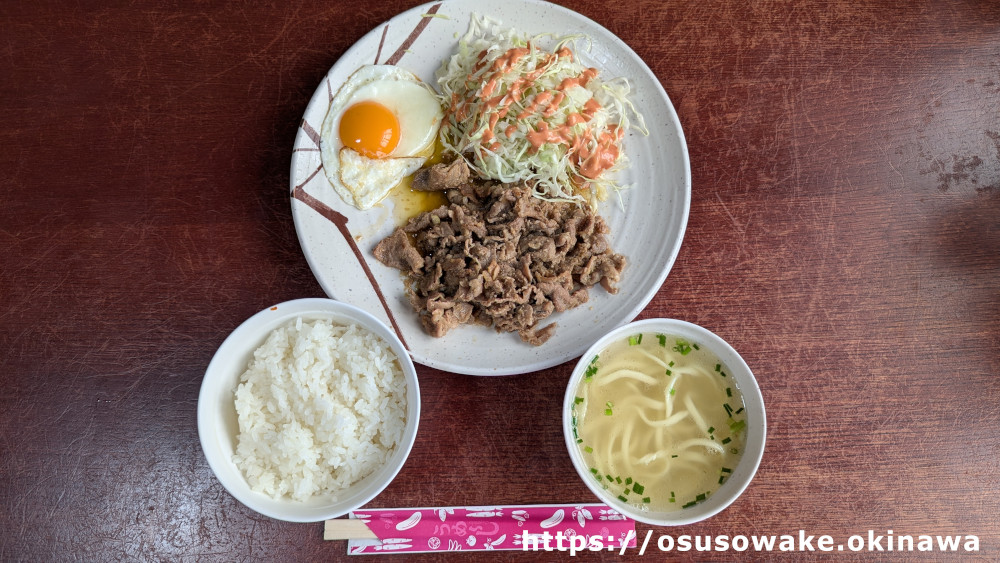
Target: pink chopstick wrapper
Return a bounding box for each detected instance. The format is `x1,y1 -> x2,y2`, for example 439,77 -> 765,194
346,504 -> 635,554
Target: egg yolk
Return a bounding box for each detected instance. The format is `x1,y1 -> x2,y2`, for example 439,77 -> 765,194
339,100 -> 400,159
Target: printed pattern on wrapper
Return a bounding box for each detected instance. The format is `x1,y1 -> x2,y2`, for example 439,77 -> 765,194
346,504 -> 635,554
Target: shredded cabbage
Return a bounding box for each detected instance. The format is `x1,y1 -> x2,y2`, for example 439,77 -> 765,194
435,14 -> 647,204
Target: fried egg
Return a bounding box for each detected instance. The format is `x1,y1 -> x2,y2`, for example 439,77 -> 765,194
320,65 -> 443,209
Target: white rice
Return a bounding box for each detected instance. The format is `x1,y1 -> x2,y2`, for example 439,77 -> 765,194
232,317 -> 406,501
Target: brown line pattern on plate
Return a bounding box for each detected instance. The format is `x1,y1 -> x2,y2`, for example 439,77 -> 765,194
384,3 -> 442,66
375,24 -> 388,64
300,119 -> 321,147
292,183 -> 410,351
293,165 -> 323,190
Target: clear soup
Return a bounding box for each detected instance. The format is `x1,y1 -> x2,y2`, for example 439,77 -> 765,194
571,332 -> 747,512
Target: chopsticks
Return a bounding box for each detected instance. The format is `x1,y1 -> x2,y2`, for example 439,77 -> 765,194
324,518 -> 379,540
323,518 -> 378,540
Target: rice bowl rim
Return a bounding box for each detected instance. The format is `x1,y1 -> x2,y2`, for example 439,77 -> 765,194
197,298 -> 420,523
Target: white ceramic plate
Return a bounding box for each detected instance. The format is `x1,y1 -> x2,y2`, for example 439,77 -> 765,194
290,0 -> 690,375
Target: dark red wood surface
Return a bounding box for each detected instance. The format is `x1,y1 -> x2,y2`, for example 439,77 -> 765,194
2,1 -> 999,560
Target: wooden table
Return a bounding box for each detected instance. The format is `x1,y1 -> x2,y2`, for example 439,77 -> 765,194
3,0 -> 998,560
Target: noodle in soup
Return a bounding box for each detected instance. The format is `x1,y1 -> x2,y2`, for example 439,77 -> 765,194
570,332 -> 747,512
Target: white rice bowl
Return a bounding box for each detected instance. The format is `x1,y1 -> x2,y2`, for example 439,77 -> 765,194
198,298 -> 419,522
233,317 -> 406,502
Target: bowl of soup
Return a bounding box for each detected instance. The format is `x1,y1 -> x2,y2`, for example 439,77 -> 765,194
563,318 -> 765,526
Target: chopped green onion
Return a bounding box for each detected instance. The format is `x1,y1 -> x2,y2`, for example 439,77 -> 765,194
715,364 -> 721,372
617,495 -> 628,503
643,497 -> 651,504
719,476 -> 726,484
604,408 -> 613,416
726,387 -> 732,397
735,407 -> 744,415
724,403 -> 733,417
693,343 -> 700,350
576,438 -> 583,444
696,493 -> 707,502
668,361 -> 675,367
669,388 -> 676,396
671,454 -> 678,458
623,488 -> 631,495
730,448 -> 739,454
607,474 -> 614,482
707,426 -> 715,434
665,369 -> 672,376
721,467 -> 732,473
625,477 -> 633,485
584,446 -> 593,453
682,501 -> 697,508
729,419 -> 746,433
615,476 -> 622,484
628,334 -> 642,346
575,396 -> 584,404
632,483 -> 645,495
720,371 -> 727,378
721,437 -> 731,445
657,334 -> 666,346
672,340 -> 692,355
590,468 -> 598,474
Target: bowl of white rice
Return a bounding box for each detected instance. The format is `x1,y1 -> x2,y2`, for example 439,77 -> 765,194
197,298 -> 419,522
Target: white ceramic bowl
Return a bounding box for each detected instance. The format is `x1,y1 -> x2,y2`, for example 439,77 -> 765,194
562,318 -> 765,526
197,298 -> 420,522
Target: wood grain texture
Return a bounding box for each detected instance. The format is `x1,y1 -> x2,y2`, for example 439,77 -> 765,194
1,0 -> 998,560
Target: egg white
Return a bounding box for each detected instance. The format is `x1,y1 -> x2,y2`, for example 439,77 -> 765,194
337,148 -> 425,209
320,65 -> 443,210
